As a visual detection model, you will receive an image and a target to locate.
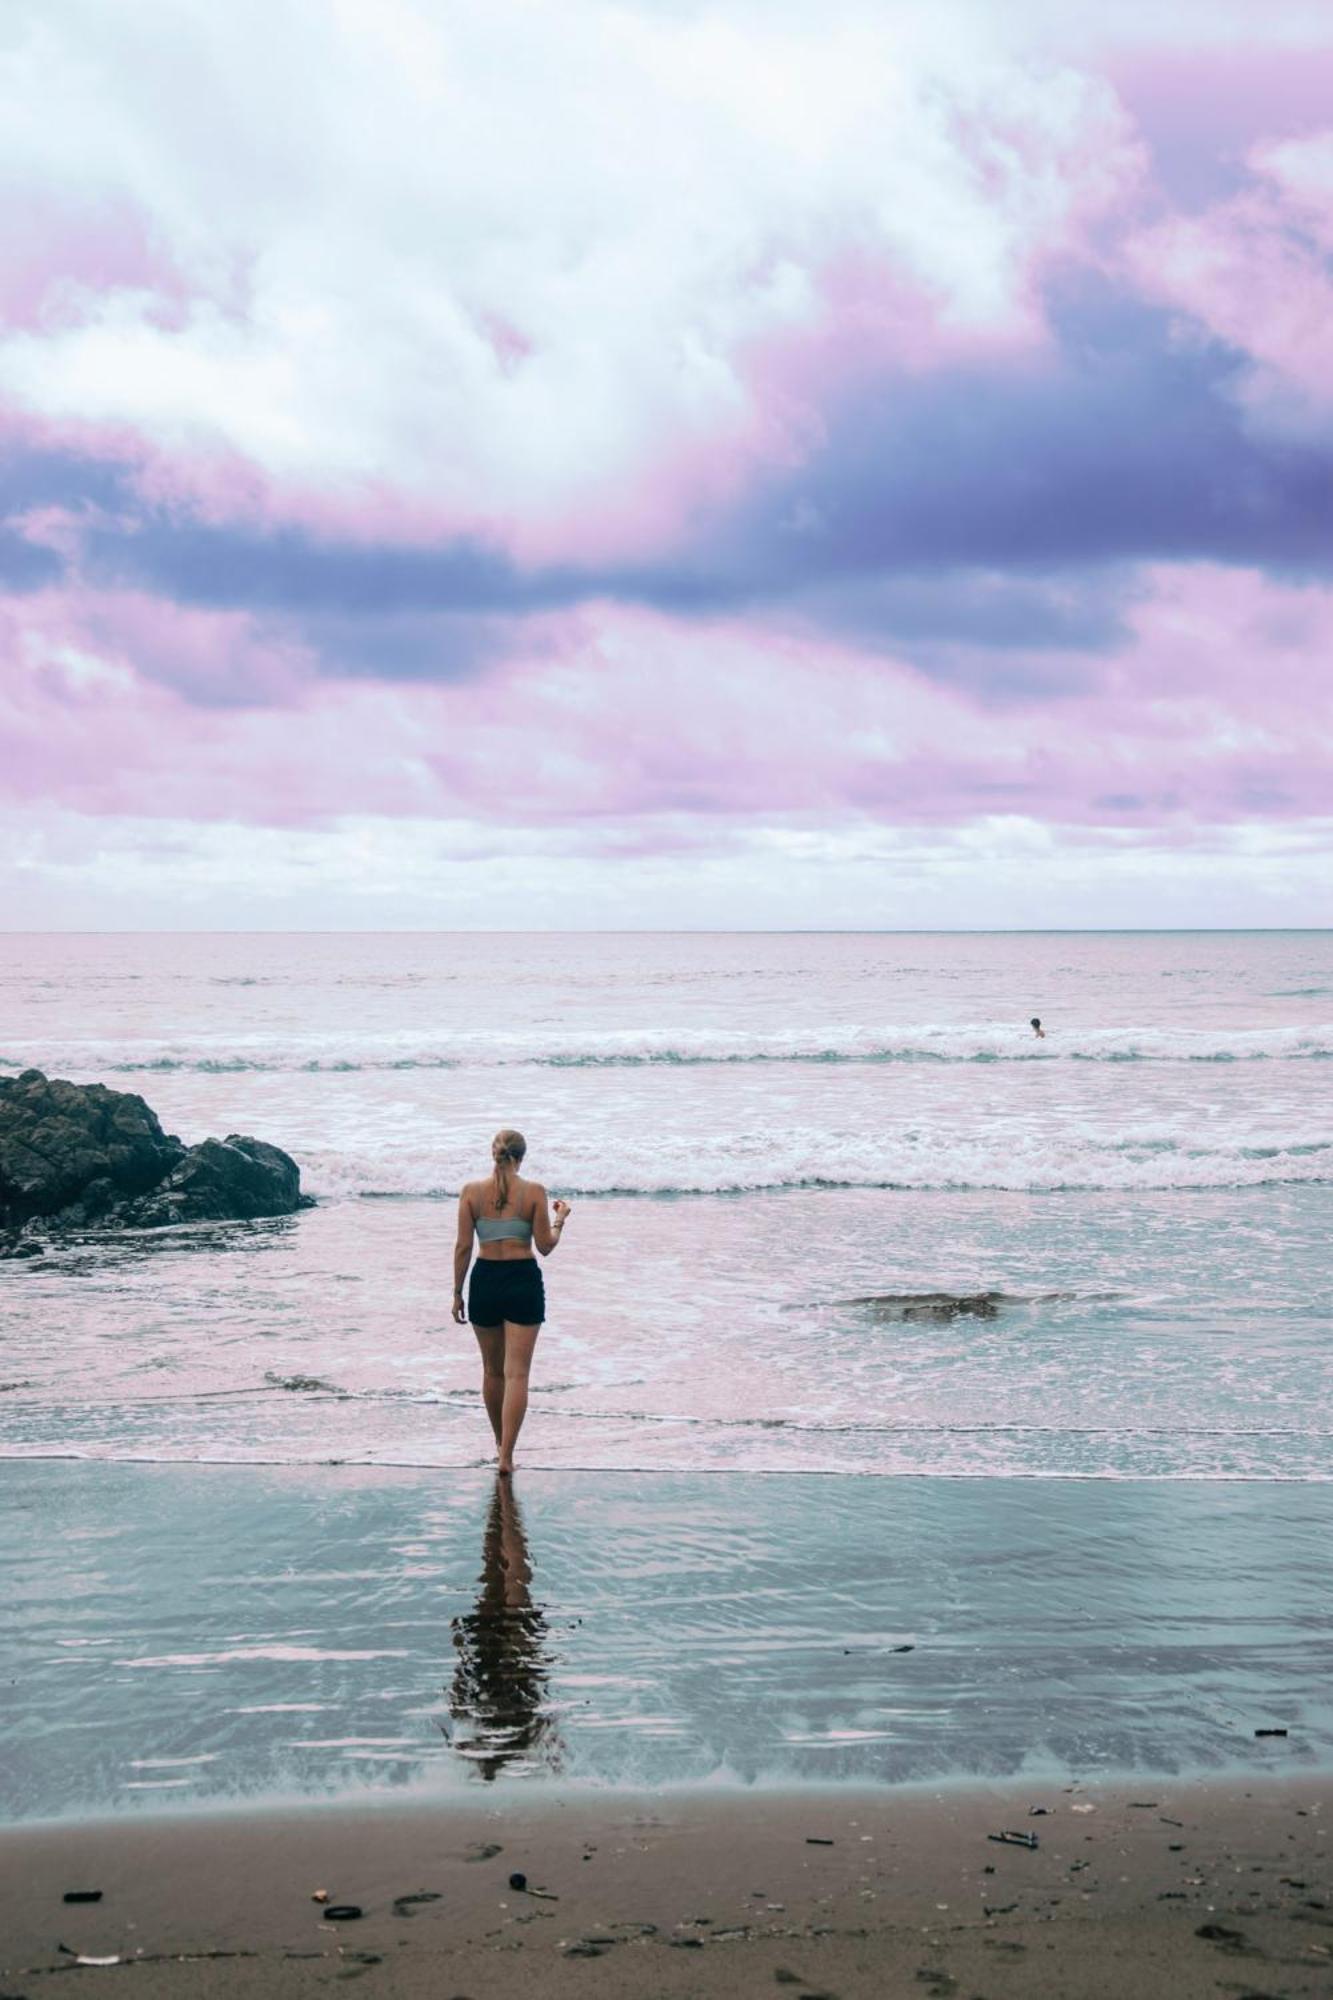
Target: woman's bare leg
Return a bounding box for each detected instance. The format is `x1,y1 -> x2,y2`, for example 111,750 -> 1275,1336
498,1322 -> 540,1474
472,1325 -> 505,1452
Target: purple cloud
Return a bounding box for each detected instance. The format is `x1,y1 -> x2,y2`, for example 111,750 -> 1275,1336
0,2 -> 1330,924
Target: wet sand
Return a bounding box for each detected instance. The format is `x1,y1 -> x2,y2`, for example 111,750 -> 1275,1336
4,1778 -> 1330,1997
7,1463 -> 1332,1820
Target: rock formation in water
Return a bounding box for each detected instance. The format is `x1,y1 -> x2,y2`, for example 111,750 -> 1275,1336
0,1068 -> 311,1256
846,1291 -> 1006,1322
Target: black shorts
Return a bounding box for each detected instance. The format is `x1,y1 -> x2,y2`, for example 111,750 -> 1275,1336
468,1257 -> 545,1328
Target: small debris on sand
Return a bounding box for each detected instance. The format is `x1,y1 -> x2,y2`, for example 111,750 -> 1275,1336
1195,1921 -> 1247,1946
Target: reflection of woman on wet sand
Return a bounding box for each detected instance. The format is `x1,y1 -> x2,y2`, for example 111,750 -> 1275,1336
446,1476 -> 563,1782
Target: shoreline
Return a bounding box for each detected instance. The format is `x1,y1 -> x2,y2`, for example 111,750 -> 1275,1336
13,1753 -> 1333,1834
4,1777 -> 1329,1996
8,1449 -> 1333,1480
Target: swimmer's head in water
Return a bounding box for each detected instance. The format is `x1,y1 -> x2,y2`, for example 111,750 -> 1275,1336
1030,1017 -> 1041,1030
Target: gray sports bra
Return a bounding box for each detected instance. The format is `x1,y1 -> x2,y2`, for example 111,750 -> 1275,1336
475,1213 -> 533,1243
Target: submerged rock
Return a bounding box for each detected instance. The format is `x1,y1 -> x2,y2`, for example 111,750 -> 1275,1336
849,1290 -> 1006,1323
0,1068 -> 311,1250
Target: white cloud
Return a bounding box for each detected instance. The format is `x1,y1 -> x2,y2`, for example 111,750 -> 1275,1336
0,0 -> 1136,543
4,804 -> 1331,930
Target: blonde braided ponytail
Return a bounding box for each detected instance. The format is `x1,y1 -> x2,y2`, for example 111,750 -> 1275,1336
491,1128 -> 527,1213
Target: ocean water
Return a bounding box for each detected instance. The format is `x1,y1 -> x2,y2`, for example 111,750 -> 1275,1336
3,931 -> 1332,1818
1,931 -> 1330,1480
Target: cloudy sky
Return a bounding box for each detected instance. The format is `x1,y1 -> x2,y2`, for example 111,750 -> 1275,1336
2,0 -> 1331,927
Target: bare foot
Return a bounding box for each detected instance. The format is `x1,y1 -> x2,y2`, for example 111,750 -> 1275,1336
497,1459 -> 514,1478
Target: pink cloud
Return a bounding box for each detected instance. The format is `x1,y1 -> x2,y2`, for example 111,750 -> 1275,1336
1124,130 -> 1333,424
1,586 -> 317,709
2,566 -> 1328,837
0,194 -> 191,334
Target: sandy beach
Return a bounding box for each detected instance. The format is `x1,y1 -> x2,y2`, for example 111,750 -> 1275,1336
4,1778 -> 1330,1997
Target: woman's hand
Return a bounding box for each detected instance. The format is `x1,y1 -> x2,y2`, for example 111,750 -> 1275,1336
553,1198 -> 571,1226
451,1291 -> 467,1325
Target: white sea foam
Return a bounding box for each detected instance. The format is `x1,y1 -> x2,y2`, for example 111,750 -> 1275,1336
118,1646 -> 412,1668
3,1021 -> 1332,1074
299,1130 -> 1333,1197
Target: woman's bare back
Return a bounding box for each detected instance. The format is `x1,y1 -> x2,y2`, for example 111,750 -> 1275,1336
464,1171 -> 544,1259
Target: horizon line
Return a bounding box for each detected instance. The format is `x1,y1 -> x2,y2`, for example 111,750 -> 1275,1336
2,927 -> 1331,940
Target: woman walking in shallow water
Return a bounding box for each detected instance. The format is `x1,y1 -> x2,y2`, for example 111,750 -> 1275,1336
452,1130 -> 570,1475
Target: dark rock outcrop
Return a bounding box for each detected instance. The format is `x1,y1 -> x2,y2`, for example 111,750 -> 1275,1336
0,1069 -> 311,1254
127,1134 -> 305,1229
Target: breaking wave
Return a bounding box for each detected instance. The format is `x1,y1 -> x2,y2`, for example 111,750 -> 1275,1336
301,1133 -> 1333,1199
4,1022 -> 1332,1076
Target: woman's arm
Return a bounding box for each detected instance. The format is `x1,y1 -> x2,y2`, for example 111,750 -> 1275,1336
451,1189 -> 475,1323
531,1186 -> 570,1256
